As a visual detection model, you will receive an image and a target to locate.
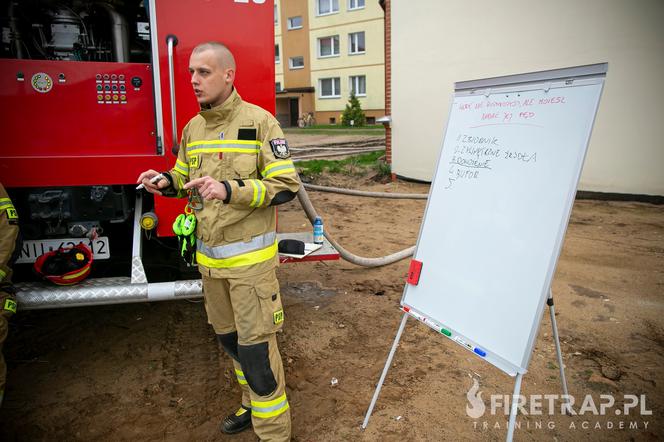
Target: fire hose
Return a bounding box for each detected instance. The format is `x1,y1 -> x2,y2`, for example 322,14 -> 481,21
296,184 -> 424,267
302,183 -> 428,199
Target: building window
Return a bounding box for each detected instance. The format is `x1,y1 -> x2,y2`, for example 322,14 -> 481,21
289,56 -> 304,70
348,0 -> 365,10
274,4 -> 278,25
317,0 -> 339,16
317,35 -> 339,58
367,116 -> 376,125
287,16 -> 302,30
319,77 -> 341,98
276,82 -> 282,92
349,75 -> 366,96
330,117 -> 336,124
349,32 -> 365,54
275,44 -> 280,63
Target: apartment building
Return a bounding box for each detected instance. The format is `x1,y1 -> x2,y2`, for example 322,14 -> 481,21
274,0 -> 385,126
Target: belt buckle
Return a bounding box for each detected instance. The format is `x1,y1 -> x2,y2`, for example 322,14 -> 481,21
187,188 -> 204,211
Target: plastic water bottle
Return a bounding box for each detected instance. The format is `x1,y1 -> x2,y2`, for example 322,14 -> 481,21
313,216 -> 324,244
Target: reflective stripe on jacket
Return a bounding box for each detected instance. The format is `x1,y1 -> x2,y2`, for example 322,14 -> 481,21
169,89 -> 300,278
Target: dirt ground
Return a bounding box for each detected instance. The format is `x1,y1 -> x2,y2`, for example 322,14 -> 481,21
0,170 -> 663,440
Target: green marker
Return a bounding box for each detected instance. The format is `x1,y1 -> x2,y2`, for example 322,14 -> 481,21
440,328 -> 452,337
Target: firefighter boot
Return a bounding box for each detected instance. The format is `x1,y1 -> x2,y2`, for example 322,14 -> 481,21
221,405 -> 252,434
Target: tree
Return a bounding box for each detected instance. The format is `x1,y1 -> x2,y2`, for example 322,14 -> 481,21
341,92 -> 366,127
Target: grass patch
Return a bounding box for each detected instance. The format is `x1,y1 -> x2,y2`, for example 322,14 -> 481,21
297,150 -> 390,179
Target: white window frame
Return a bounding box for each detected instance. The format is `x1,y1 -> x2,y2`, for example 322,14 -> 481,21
289,56 -> 304,70
349,31 -> 366,55
276,81 -> 282,92
348,0 -> 365,11
287,16 -> 303,30
274,4 -> 278,25
349,75 -> 366,97
317,35 -> 340,58
316,0 -> 339,16
319,77 -> 341,99
275,44 -> 280,63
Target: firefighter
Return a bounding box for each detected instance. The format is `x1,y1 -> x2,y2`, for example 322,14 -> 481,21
0,182 -> 19,406
138,42 -> 299,441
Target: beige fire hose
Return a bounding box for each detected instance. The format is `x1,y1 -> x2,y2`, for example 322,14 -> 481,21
296,185 -> 418,267
302,183 -> 428,199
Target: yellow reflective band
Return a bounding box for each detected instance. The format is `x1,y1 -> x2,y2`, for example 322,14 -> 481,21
62,267 -> 89,280
250,180 -> 258,207
261,160 -> 295,179
0,269 -> 6,280
0,198 -> 12,208
249,180 -> 266,208
196,241 -> 277,269
174,159 -> 189,176
235,407 -> 249,416
235,368 -> 248,385
189,146 -> 260,155
264,168 -> 295,179
3,299 -> 17,314
257,181 -> 266,207
261,160 -> 293,175
186,140 -> 262,155
251,393 -> 289,419
186,139 -> 262,148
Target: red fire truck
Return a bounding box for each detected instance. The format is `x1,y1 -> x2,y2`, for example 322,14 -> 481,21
0,0 -> 324,309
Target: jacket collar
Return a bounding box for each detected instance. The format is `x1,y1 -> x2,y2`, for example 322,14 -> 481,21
198,88 -> 242,125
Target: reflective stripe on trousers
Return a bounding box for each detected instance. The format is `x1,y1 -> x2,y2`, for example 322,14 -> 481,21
251,392 -> 289,419
235,368 -> 248,385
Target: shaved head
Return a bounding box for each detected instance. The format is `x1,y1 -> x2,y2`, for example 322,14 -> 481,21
192,42 -> 236,70
189,41 -> 237,107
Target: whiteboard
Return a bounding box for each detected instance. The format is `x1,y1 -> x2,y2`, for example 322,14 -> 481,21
401,64 -> 607,376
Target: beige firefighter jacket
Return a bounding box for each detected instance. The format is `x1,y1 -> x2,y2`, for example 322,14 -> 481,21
166,89 -> 300,278
0,183 -> 19,285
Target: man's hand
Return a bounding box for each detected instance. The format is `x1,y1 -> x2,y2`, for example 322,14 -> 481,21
136,169 -> 169,195
184,176 -> 228,201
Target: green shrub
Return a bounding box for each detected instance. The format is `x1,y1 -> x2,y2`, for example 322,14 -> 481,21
341,93 -> 367,127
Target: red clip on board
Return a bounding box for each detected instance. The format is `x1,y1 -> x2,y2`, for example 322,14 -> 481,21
406,259 -> 423,285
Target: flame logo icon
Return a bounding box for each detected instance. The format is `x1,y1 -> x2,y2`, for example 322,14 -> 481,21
466,378 -> 486,418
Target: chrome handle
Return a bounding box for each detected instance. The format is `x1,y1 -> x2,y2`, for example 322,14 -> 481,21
166,34 -> 179,155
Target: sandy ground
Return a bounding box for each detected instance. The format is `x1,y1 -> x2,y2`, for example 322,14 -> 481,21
0,161 -> 662,440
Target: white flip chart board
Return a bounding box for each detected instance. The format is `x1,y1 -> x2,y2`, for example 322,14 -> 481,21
401,64 -> 607,376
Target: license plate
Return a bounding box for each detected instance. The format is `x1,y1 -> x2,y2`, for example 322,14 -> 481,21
16,237 -> 110,264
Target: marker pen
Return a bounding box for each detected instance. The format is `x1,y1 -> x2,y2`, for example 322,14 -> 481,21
454,336 -> 487,357
136,173 -> 165,190
402,306 -> 428,324
403,306 -> 453,337
454,336 -> 474,351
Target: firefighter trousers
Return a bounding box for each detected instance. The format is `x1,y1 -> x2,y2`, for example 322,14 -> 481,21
202,269 -> 291,442
0,289 -> 17,406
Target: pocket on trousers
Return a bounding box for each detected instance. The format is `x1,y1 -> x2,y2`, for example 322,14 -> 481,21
253,276 -> 284,336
